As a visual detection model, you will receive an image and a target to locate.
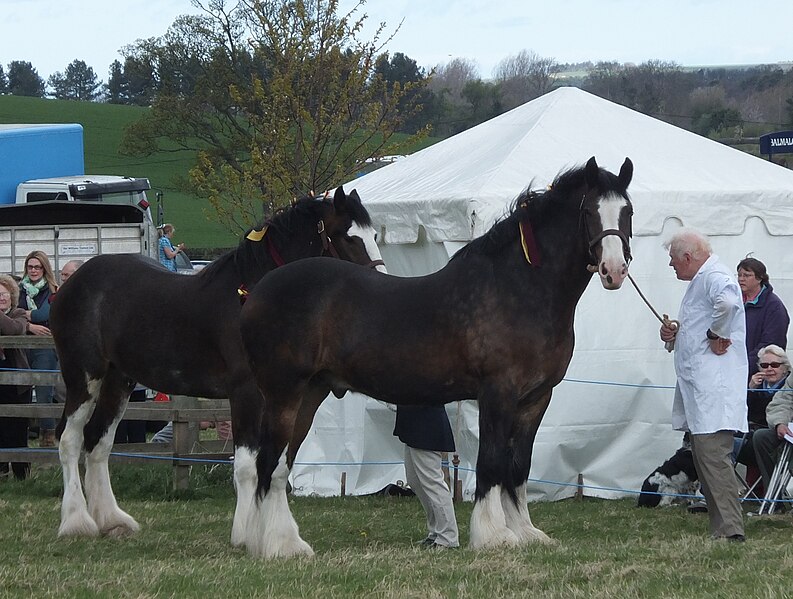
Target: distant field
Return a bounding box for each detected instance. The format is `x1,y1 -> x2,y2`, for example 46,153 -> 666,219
0,96 -> 248,251
0,96 -> 439,253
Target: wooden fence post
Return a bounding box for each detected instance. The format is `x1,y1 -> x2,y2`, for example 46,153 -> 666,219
172,396 -> 200,491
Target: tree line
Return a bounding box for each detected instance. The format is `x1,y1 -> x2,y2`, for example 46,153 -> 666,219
2,0 -> 791,229
3,51 -> 792,141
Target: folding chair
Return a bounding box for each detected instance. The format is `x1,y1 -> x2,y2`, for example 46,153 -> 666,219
758,441 -> 793,515
733,432 -> 763,503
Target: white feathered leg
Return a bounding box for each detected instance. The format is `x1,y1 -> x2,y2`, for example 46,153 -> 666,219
469,485 -> 520,549
231,446 -> 257,548
246,448 -> 313,559
84,412 -> 139,537
58,402 -> 99,537
501,482 -> 551,544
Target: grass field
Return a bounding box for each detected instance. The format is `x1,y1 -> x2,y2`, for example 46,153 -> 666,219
1,464 -> 792,598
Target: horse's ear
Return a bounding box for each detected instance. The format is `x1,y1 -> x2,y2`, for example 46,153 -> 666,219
584,156 -> 599,187
618,158 -> 633,190
348,189 -> 362,203
333,186 -> 348,212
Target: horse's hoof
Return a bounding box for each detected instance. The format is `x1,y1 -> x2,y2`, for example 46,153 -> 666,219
510,524 -> 554,545
101,524 -> 138,538
96,512 -> 140,537
469,527 -> 521,550
268,540 -> 315,559
250,538 -> 315,559
58,513 -> 100,538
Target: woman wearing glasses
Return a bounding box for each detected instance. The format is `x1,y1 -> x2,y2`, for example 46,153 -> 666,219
0,273 -> 48,479
735,345 -> 791,496
18,251 -> 57,447
751,345 -> 793,498
747,346 -> 791,429
737,257 -> 790,383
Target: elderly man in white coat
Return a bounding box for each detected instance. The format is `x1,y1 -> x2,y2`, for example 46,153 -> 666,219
660,228 -> 748,542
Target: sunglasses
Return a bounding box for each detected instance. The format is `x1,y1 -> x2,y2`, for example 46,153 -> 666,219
759,362 -> 783,369
27,264 -> 44,271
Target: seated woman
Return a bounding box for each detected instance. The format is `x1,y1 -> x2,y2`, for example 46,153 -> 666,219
747,345 -> 791,430
734,345 -> 791,492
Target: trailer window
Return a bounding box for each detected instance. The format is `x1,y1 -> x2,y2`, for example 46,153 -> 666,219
25,192 -> 62,202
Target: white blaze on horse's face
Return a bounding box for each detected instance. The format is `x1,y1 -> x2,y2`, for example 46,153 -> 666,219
348,222 -> 388,273
595,193 -> 629,290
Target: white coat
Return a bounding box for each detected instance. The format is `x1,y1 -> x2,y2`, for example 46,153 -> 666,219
671,255 -> 748,434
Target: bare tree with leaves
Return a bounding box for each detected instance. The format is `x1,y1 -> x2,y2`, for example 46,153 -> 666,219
122,0 -> 426,231
494,50 -> 559,110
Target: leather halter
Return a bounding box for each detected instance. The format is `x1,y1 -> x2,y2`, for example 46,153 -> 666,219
317,220 -> 385,269
579,193 -> 632,268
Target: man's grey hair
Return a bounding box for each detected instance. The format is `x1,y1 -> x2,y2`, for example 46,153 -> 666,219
663,228 -> 712,261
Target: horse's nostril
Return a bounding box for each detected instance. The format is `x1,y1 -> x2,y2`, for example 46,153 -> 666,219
601,264 -> 608,276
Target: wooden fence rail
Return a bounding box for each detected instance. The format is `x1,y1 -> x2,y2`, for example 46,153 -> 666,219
0,336 -> 232,490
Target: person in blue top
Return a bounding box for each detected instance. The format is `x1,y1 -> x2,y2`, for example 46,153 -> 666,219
737,257 -> 790,382
18,250 -> 58,447
158,224 -> 185,272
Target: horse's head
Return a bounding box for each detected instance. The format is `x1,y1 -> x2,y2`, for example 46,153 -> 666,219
321,187 -> 387,273
581,157 -> 633,290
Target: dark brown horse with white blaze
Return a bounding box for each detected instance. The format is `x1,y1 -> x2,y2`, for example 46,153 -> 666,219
237,157 -> 634,558
48,188 -> 385,541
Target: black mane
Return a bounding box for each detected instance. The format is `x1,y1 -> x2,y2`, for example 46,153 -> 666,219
452,162 -> 630,261
198,192 -> 372,280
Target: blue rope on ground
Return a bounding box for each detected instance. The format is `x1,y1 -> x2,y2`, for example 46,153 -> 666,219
9,447 -> 790,505
3,366 -> 772,394
2,370 -> 786,503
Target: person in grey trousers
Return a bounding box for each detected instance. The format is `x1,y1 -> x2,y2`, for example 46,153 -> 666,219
393,404 -> 459,549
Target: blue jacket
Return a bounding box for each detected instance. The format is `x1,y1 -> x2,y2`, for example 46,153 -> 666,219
744,284 -> 789,379
394,405 -> 455,452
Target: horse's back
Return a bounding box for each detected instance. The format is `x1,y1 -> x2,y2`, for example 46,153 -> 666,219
51,254 -> 208,374
241,257 -> 484,402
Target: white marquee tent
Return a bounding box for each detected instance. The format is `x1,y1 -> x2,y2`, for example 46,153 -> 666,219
289,86 -> 793,502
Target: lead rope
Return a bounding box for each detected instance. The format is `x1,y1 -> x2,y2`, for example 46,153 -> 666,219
626,272 -> 679,352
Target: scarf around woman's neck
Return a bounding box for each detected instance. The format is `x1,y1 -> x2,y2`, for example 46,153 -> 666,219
20,276 -> 48,310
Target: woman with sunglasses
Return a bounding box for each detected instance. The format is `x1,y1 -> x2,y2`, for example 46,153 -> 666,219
734,345 -> 791,497
752,345 -> 793,500
747,346 -> 791,429
18,251 -> 58,447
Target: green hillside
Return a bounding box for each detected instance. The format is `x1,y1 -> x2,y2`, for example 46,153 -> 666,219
0,96 -> 238,250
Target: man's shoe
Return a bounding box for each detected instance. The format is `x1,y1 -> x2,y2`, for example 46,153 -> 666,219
687,500 -> 708,513
417,537 -> 435,547
427,542 -> 457,550
726,534 -> 746,543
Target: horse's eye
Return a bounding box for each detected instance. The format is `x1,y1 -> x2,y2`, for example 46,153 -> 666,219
374,233 -> 379,243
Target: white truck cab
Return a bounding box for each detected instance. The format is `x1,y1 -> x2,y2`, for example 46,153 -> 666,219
16,175 -> 152,211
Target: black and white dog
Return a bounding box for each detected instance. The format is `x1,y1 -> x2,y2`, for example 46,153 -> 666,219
638,446 -> 700,507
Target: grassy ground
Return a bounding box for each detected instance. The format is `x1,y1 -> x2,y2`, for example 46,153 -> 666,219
1,464 -> 792,598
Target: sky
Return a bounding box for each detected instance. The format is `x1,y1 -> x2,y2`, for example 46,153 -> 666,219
3,0 -> 793,83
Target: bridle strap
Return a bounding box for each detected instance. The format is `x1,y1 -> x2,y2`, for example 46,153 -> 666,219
317,220 -> 341,259
318,220 -> 384,269
579,192 -> 632,266
366,259 -> 386,269
265,233 -> 286,267
588,228 -> 632,261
